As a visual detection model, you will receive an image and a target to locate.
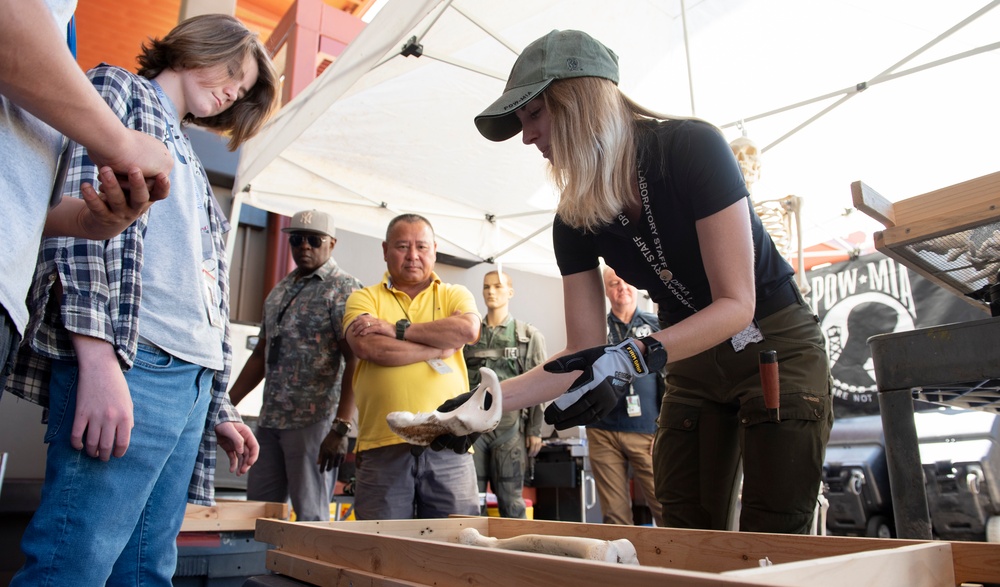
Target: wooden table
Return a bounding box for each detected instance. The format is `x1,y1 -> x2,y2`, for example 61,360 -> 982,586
854,171 -> 1000,539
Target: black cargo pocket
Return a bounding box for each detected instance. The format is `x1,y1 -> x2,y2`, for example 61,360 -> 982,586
659,404 -> 700,433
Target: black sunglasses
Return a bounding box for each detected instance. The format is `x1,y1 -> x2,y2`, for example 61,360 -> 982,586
289,234 -> 328,248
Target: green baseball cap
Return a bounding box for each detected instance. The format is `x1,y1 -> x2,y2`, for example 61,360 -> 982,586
475,30 -> 619,142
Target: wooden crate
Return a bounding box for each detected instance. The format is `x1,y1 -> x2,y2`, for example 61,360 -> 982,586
852,170 -> 1000,310
181,499 -> 289,532
254,516 -> 1000,586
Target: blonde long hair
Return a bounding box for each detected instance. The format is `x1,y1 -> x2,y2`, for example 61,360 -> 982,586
544,77 -> 681,232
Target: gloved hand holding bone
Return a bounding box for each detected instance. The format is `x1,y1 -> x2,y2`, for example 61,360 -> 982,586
386,367 -> 503,451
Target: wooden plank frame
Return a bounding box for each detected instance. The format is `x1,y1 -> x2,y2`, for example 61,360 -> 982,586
724,542 -> 954,587
852,171 -> 1000,239
852,171 -> 1000,309
181,499 -> 289,532
268,551 -> 427,587
254,517 -> 1000,587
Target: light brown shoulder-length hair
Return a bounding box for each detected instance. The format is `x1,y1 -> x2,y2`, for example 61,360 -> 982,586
543,77 -> 682,232
136,14 -> 278,150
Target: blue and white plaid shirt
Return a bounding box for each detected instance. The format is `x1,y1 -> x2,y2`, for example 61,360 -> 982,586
4,64 -> 241,505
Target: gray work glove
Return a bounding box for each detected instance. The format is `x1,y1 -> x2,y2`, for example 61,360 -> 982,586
543,339 -> 651,429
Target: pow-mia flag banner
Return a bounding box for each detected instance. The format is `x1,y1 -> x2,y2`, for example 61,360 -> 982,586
808,251 -> 986,418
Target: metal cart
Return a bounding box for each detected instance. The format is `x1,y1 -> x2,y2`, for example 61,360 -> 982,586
854,171 -> 1000,539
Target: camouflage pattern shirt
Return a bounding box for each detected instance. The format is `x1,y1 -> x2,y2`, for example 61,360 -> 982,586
257,258 -> 362,429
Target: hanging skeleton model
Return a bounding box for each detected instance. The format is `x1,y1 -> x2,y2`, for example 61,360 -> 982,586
730,136 -> 808,293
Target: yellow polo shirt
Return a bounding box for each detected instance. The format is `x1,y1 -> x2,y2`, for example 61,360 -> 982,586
344,271 -> 479,451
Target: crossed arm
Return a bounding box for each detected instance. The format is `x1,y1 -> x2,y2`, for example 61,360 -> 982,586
346,310 -> 481,366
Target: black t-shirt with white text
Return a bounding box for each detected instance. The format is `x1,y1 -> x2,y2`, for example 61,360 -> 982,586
553,119 -> 793,325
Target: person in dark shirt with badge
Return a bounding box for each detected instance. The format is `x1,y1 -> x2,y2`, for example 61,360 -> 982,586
431,29 -> 832,535
586,267 -> 663,526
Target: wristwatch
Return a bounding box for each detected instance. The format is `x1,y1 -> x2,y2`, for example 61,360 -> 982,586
331,418 -> 352,436
639,336 -> 668,372
396,319 -> 411,340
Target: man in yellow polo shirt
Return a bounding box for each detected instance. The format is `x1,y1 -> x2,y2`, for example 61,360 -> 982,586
344,213 -> 482,519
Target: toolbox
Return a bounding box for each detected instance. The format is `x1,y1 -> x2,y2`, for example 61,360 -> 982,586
822,414 -> 894,538
175,500 -> 288,586
915,408 -> 1000,541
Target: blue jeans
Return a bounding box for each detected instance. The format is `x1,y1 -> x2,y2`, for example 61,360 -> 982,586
12,344 -> 214,587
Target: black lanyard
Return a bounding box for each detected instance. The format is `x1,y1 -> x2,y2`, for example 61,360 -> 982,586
274,277 -> 309,332
618,166 -> 764,351
391,285 -> 436,322
618,166 -> 699,316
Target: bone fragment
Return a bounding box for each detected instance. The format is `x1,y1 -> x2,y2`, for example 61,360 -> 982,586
456,527 -> 639,565
386,368 -> 503,446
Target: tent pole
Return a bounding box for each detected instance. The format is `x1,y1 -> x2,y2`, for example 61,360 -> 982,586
406,47 -> 509,80
226,188 -> 245,268
723,0 -> 1000,153
871,0 -> 1000,80
723,36 -> 1000,137
680,0 -> 696,116
491,222 -> 553,260
451,3 -> 520,54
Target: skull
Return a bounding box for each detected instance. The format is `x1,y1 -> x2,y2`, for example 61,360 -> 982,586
730,137 -> 761,192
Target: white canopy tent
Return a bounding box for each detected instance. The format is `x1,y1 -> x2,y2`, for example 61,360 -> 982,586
233,0 -> 1000,277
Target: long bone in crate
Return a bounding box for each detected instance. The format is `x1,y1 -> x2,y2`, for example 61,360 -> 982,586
457,528 -> 639,565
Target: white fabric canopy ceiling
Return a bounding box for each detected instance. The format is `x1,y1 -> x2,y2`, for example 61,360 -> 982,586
234,0 -> 1000,276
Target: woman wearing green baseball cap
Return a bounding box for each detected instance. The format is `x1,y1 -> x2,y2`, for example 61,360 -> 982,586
436,29 -> 832,536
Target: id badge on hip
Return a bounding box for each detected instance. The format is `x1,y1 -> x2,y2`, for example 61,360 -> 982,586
201,258 -> 223,329
626,392 -> 641,417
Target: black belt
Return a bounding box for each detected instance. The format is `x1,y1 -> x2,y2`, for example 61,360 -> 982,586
754,279 -> 801,321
